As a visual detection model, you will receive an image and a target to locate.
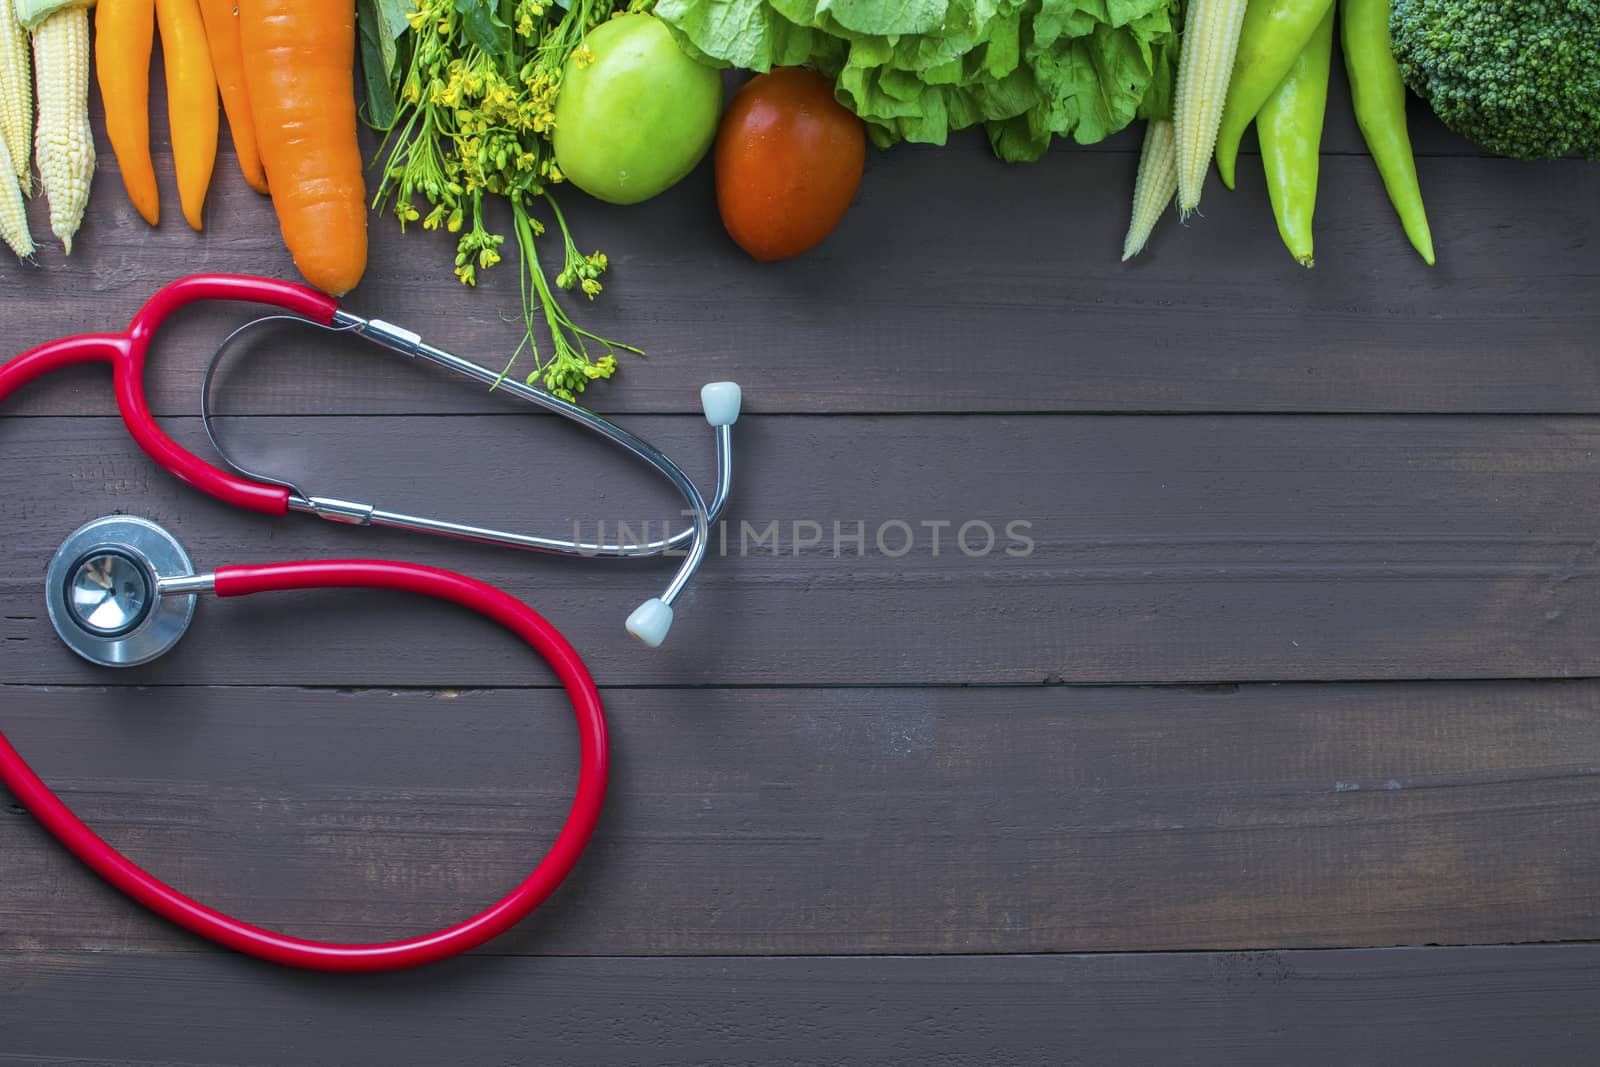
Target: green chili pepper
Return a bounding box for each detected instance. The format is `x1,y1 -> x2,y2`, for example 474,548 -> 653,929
1215,0 -> 1337,191
1340,0 -> 1435,265
1257,4 -> 1335,267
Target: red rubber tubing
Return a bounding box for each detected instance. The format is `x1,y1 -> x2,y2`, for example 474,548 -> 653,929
0,332 -> 122,396
0,560 -> 609,973
141,273 -> 341,325
1,273 -> 339,516
116,274 -> 336,515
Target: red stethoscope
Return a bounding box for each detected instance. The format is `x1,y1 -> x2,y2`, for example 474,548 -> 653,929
0,274 -> 742,973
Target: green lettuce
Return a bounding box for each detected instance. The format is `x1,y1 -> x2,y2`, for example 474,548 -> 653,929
656,0 -> 1180,161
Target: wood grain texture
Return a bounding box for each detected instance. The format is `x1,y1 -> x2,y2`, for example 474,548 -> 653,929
1,32 -> 1597,1063
6,412 -> 1600,685
0,90 -> 1593,421
4,681 -> 1600,956
3,945 -> 1600,1065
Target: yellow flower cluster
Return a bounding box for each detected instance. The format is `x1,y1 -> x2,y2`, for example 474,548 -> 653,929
372,0 -> 643,398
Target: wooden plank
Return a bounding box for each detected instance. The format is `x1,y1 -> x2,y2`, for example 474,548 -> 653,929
4,680 -> 1600,955
2,945 -> 1598,1064
7,413 -> 1600,685
1,105 -> 1592,420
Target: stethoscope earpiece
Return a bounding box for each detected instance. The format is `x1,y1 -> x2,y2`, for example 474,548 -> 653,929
701,381 -> 742,427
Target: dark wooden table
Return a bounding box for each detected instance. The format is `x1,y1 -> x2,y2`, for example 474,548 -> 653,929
2,62 -> 1599,1064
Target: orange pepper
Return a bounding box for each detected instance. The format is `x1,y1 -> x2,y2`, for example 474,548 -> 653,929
197,0 -> 268,195
154,0 -> 218,230
94,0 -> 160,225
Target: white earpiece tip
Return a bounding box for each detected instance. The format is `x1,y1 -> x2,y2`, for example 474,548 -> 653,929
701,381 -> 742,427
626,598 -> 674,648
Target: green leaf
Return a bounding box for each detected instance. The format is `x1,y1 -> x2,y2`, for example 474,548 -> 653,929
1136,0 -> 1181,120
357,0 -> 400,128
455,0 -> 511,53
657,0 -> 837,71
379,0 -> 414,52
659,0 -> 1181,157
359,0 -> 415,76
774,0 -> 946,38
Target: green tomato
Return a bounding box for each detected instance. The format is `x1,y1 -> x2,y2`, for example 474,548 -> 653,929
552,14 -> 723,206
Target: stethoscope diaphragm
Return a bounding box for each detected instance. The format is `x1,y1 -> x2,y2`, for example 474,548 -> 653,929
45,516 -> 199,668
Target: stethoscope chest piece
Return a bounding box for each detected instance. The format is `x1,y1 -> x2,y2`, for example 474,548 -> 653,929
46,516 -> 198,668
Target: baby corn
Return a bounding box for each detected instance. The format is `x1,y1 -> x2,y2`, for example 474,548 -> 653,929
1123,118 -> 1178,260
1174,0 -> 1249,215
0,129 -> 33,256
27,2 -> 93,252
0,0 -> 30,194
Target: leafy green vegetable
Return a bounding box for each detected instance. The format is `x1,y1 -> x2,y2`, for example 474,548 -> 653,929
453,0 -> 512,53
365,0 -> 646,399
357,0 -> 412,128
367,0 -> 415,72
656,0 -> 1180,161
1135,0 -> 1182,121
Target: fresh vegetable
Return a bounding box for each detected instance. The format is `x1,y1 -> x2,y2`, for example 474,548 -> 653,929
552,13 -> 720,206
367,0 -> 645,398
0,123 -> 32,255
19,0 -> 94,253
239,0 -> 366,295
1173,0 -> 1248,213
355,0 -> 407,129
1121,14 -> 1181,260
1257,3 -> 1334,267
714,67 -> 864,262
1214,0 -> 1336,191
95,0 -> 159,224
656,0 -> 1181,163
198,0 -> 267,194
0,0 -> 31,194
155,0 -> 217,231
13,1 -> 83,27
1122,118 -> 1177,261
1340,0 -> 1433,265
1390,0 -> 1600,161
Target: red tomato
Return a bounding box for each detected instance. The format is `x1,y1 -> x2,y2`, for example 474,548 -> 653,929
714,68 -> 867,262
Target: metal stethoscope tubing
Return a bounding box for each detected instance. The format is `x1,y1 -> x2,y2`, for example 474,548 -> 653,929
204,312 -> 743,646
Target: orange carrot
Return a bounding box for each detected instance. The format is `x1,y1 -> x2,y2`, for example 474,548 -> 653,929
154,0 -> 218,230
238,0 -> 366,295
197,0 -> 267,195
94,0 -> 159,225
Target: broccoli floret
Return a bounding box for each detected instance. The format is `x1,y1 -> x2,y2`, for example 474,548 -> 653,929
1389,0 -> 1600,160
